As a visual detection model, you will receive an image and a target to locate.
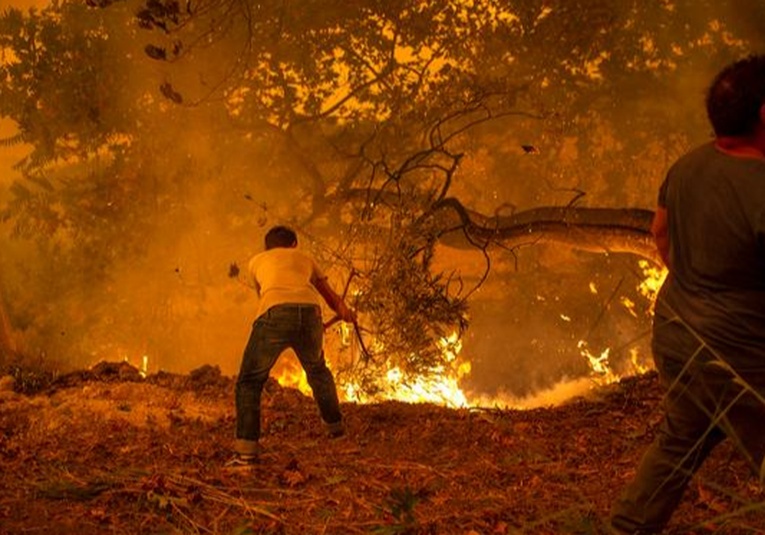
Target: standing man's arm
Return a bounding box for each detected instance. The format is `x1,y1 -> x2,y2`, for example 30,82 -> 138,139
651,206 -> 670,268
312,274 -> 356,323
230,258 -> 261,294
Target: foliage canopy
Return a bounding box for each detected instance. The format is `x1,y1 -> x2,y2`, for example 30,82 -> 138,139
0,0 -> 762,392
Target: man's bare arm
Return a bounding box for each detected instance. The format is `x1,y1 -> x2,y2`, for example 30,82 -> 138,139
651,206 -> 670,268
312,276 -> 356,323
228,262 -> 260,293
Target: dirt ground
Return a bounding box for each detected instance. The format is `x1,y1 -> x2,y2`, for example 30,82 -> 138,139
0,363 -> 763,535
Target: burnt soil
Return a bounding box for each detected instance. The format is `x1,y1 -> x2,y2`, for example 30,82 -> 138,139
0,363 -> 763,535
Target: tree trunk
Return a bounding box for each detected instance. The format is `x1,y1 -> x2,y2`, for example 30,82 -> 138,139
432,200 -> 661,265
0,287 -> 17,358
334,190 -> 661,266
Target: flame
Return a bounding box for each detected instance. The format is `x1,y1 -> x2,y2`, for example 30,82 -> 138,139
344,364 -> 470,408
577,340 -> 618,384
272,355 -> 312,395
637,260 -> 668,310
620,296 -> 638,318
629,347 -> 652,375
576,260 -> 667,384
271,260 -> 669,409
119,353 -> 149,378
339,332 -> 471,408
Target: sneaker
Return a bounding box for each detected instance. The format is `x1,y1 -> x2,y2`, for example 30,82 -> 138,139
225,453 -> 258,467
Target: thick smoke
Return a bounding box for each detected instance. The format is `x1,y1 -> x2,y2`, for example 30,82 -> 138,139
0,0 -> 760,402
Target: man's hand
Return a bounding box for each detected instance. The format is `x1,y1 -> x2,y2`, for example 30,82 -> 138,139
313,276 -> 356,322
336,301 -> 357,324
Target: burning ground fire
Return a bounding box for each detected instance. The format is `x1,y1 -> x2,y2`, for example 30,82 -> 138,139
122,262 -> 667,409
574,260 -> 667,387
340,332 -> 471,408
268,261 -> 669,409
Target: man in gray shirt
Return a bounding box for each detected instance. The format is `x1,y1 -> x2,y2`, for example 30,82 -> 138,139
611,55 -> 765,533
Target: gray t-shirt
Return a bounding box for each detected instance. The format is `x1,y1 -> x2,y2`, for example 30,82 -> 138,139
656,142 -> 765,370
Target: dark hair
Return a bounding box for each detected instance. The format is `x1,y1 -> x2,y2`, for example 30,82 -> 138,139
706,54 -> 765,137
264,226 -> 298,250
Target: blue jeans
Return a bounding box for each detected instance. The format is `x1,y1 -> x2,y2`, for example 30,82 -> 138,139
235,304 -> 342,445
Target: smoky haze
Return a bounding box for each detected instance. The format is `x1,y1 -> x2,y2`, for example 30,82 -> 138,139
0,0 -> 759,401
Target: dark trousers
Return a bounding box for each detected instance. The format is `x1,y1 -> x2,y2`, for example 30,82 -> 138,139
235,304 -> 342,443
611,311 -> 765,533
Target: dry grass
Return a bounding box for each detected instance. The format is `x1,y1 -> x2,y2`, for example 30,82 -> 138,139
0,364 -> 764,534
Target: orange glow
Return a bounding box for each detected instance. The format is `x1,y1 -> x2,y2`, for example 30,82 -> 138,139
272,354 -> 312,396
270,331 -> 472,408
578,340 -> 618,384
637,260 -> 668,308
574,261 -> 666,384
575,260 -> 665,385
271,260 -> 665,409
339,332 -> 471,408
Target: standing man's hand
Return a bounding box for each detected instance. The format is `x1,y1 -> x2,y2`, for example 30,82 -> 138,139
336,301 -> 357,324
312,274 -> 357,323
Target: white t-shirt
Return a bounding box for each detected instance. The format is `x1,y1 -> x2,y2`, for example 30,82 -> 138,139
246,247 -> 325,320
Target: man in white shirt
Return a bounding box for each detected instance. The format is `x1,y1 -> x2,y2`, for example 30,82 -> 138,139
232,226 -> 355,465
